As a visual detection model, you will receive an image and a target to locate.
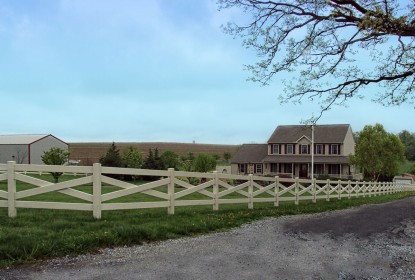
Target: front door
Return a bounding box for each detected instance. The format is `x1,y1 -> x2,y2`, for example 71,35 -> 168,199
299,164 -> 308,178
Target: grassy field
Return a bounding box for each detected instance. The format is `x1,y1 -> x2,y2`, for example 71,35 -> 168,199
0,174 -> 414,268
400,160 -> 415,174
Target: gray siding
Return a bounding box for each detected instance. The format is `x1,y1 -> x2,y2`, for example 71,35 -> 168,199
30,136 -> 68,164
0,144 -> 29,164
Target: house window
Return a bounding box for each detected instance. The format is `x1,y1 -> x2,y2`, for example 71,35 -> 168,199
239,164 -> 246,174
255,164 -> 263,174
329,164 -> 340,175
272,144 -> 280,154
314,164 -> 324,175
285,163 -> 293,174
330,144 -> 340,155
316,144 -> 324,155
300,144 -> 309,154
286,144 -> 293,154
271,163 -> 278,173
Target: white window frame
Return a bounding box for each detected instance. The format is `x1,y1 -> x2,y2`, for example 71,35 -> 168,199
239,164 -> 245,173
331,144 -> 339,155
286,144 -> 293,154
272,144 -> 280,154
300,144 -> 309,154
255,164 -> 263,174
316,144 -> 323,155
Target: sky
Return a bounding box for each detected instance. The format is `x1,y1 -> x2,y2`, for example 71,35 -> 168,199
0,0 -> 414,144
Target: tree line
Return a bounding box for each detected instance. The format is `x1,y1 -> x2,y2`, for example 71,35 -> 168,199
99,142 -> 232,174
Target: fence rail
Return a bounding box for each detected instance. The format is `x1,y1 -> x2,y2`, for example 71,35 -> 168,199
0,162 -> 414,219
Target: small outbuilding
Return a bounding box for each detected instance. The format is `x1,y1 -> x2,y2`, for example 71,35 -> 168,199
0,134 -> 68,164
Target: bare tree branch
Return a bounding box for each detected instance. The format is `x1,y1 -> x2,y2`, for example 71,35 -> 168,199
219,0 -> 415,115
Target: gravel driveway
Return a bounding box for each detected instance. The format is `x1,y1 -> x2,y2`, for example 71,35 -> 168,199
1,197 -> 415,280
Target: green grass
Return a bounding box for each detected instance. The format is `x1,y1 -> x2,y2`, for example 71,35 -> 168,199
400,160 -> 415,174
0,173 -> 413,268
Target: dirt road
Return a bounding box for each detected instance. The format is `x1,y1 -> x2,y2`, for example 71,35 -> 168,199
1,197 -> 415,279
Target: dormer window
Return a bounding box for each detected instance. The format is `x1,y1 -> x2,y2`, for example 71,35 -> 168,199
300,144 -> 309,154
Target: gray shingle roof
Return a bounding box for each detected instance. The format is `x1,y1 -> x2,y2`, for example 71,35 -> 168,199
230,144 -> 268,164
0,134 -> 50,145
267,124 -> 351,143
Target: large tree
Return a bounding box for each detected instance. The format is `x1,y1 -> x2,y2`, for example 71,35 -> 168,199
398,130 -> 415,160
350,124 -> 406,181
219,0 -> 415,119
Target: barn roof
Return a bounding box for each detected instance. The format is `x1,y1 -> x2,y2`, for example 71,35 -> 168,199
0,134 -> 51,145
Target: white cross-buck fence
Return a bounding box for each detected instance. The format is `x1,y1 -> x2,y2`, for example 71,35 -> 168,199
0,162 -> 413,219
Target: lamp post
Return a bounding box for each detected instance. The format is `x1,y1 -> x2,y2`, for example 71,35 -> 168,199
311,125 -> 314,179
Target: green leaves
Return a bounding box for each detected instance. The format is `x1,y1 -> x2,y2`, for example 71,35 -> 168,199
350,123 -> 406,181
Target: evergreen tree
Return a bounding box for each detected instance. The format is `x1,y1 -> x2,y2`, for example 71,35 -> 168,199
99,142 -> 122,167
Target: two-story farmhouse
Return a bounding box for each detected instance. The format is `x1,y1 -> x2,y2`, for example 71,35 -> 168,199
231,124 -> 359,179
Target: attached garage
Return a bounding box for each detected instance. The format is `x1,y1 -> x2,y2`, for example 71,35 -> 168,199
0,134 -> 68,164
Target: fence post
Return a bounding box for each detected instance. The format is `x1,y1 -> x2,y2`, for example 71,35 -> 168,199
7,161 -> 17,218
213,171 -> 219,211
295,177 -> 299,205
312,178 -> 316,203
92,163 -> 102,220
168,168 -> 175,215
338,180 -> 341,200
248,174 -> 253,209
348,180 -> 351,199
368,181 -> 372,197
274,176 -> 280,207
326,179 -> 330,201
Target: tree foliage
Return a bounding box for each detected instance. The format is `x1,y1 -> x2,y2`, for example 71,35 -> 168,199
41,147 -> 69,183
219,0 -> 415,119
99,142 -> 123,168
192,153 -> 217,173
398,130 -> 415,160
350,124 -> 406,181
160,150 -> 180,169
143,148 -> 164,170
122,146 -> 144,169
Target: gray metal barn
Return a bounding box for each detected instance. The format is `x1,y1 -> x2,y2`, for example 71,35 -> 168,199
0,134 -> 68,164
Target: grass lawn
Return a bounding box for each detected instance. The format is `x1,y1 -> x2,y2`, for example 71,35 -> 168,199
0,173 -> 414,268
400,160 -> 415,174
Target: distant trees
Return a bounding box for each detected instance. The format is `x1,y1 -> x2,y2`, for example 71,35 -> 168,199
122,147 -> 143,169
41,147 -> 70,183
98,144 -> 233,176
99,142 -> 123,168
398,130 -> 415,160
192,153 -> 217,173
350,124 -> 406,181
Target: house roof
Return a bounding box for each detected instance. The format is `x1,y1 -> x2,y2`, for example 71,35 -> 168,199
0,134 -> 52,145
262,155 -> 350,164
230,144 -> 268,164
267,124 -> 351,144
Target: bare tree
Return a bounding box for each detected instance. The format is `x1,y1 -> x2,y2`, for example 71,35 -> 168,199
15,148 -> 28,164
219,0 -> 415,120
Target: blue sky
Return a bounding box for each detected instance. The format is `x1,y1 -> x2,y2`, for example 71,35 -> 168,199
0,0 -> 414,144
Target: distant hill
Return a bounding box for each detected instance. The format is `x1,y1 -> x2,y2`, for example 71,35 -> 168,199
69,142 -> 240,166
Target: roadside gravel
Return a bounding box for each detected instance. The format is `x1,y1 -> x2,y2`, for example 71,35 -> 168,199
1,197 -> 415,280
